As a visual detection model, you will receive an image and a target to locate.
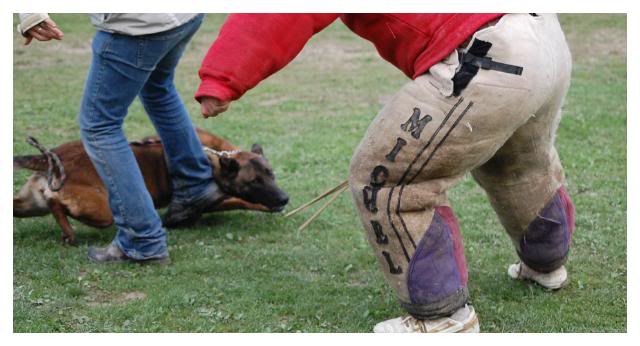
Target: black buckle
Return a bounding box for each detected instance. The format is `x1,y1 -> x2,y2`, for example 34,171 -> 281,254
460,53 -> 523,76
452,39 -> 524,96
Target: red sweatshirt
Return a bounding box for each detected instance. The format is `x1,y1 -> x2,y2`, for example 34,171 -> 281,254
195,13 -> 503,102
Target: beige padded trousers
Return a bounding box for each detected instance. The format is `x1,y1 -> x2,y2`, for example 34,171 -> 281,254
348,14 -> 574,319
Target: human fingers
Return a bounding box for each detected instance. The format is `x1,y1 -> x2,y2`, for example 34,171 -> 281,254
40,19 -> 64,40
27,29 -> 52,42
200,97 -> 230,118
201,101 -> 222,118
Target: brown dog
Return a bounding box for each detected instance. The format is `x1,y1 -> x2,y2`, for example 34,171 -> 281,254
13,128 -> 289,244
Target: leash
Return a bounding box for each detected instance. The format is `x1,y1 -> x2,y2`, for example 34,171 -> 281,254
285,179 -> 349,231
202,147 -> 240,157
26,136 -> 66,191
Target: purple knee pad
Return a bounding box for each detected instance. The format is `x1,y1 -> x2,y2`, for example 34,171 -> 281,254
402,206 -> 469,319
517,186 -> 575,273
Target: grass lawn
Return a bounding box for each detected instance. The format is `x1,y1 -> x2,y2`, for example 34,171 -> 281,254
13,14 -> 626,332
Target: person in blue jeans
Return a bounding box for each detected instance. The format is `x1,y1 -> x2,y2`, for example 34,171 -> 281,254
19,13 -> 223,264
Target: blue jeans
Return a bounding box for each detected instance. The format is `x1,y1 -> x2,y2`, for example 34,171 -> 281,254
79,14 -> 213,259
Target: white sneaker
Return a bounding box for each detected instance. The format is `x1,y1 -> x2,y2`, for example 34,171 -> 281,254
373,305 -> 479,333
507,262 -> 568,290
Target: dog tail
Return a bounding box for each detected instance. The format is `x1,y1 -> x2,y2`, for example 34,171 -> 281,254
15,136 -> 66,191
14,154 -> 48,171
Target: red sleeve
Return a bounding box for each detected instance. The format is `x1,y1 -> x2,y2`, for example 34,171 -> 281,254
195,14 -> 339,102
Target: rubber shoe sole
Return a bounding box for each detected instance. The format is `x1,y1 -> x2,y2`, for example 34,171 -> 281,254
373,305 -> 480,333
508,262 -> 568,290
87,254 -> 171,266
87,245 -> 171,266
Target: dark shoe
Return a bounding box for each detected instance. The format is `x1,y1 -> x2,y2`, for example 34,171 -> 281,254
88,244 -> 171,265
162,186 -> 225,228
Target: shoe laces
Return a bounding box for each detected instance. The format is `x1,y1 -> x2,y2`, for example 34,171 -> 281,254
401,316 -> 426,332
401,314 -> 458,333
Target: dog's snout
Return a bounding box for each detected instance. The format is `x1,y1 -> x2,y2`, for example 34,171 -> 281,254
277,194 -> 289,206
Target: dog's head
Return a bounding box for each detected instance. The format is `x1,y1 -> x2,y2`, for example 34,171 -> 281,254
208,144 -> 289,212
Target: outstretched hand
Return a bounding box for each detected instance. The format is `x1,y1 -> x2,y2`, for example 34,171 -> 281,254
200,96 -> 230,118
24,18 -> 64,45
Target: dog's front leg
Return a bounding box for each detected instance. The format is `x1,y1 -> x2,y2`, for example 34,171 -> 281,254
46,198 -> 76,245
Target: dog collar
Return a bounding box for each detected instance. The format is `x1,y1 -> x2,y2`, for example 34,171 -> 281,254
202,147 -> 240,158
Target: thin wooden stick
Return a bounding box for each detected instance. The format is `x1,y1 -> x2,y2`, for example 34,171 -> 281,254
285,179 -> 348,218
297,184 -> 349,231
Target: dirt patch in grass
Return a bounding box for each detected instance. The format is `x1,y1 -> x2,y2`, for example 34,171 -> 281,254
13,38 -> 92,70
560,14 -> 627,66
86,290 -> 147,307
257,96 -> 292,107
298,39 -> 378,65
565,27 -> 626,65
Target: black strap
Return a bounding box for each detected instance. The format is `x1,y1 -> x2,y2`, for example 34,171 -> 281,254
460,53 -> 524,75
452,39 -> 524,96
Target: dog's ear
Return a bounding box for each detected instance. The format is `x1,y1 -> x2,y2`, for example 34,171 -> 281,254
219,157 -> 240,179
251,143 -> 264,157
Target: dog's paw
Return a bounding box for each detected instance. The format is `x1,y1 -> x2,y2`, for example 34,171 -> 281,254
61,235 -> 77,246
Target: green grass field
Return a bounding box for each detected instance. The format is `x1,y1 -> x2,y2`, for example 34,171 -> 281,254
13,14 -> 626,332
